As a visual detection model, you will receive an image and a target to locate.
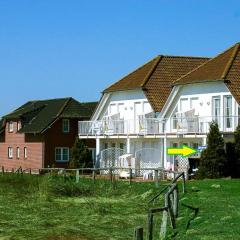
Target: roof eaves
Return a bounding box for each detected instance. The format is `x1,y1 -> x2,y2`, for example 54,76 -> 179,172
221,43 -> 240,80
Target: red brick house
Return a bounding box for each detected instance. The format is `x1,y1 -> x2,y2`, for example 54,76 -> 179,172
0,98 -> 97,170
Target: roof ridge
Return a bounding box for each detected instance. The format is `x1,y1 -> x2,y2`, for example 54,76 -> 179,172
173,43 -> 238,85
55,97 -> 72,118
141,55 -> 162,87
103,55 -> 160,93
159,55 -> 210,59
221,43 -> 240,80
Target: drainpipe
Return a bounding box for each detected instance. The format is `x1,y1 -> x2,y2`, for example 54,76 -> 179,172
96,138 -> 100,168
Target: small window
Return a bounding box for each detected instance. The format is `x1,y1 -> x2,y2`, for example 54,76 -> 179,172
16,147 -> 20,159
62,119 -> 70,133
55,147 -> 69,162
8,121 -> 14,133
17,121 -> 21,131
8,147 -> 13,159
24,147 -> 27,159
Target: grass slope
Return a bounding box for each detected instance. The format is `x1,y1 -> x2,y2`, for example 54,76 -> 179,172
0,174 -> 239,239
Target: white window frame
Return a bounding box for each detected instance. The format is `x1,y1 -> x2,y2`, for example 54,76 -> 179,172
55,147 -> 69,162
8,147 -> 13,159
62,119 -> 70,133
212,96 -> 221,127
17,147 -> 20,159
8,121 -> 14,133
223,95 -> 233,130
24,147 -> 27,159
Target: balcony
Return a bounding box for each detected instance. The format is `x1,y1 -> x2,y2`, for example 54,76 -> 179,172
169,115 -> 240,134
78,118 -> 164,136
79,116 -> 240,137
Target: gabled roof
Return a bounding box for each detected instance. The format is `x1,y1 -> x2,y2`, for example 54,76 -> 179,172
104,55 -> 209,112
173,43 -> 240,104
104,56 -> 161,92
2,98 -> 98,134
173,43 -> 240,85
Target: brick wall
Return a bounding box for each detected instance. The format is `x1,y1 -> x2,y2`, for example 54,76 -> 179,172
0,121 -> 43,170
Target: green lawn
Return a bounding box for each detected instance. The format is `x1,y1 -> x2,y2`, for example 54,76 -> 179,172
0,174 -> 240,240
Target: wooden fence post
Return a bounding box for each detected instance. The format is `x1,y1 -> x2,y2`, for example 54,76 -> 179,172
129,168 -> 132,185
2,166 -> 4,174
147,211 -> 153,240
173,185 -> 179,218
160,195 -> 168,240
29,168 -> 32,175
154,169 -> 159,187
182,173 -> 186,194
134,226 -> 143,240
76,169 -> 80,183
109,168 -> 113,183
92,169 -> 96,184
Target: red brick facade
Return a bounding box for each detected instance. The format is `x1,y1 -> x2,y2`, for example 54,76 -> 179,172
0,119 -> 95,170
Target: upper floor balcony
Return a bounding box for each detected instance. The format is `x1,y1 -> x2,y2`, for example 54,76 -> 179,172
78,115 -> 240,137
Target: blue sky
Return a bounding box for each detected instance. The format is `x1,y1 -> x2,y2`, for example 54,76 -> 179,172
0,0 -> 240,116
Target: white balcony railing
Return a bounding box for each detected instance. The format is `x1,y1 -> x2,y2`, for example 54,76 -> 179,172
78,118 -> 164,136
79,116 -> 240,136
169,115 -> 240,134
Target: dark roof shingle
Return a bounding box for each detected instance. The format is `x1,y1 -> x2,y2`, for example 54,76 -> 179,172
2,98 -> 97,134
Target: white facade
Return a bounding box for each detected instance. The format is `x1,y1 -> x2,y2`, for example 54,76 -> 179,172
79,81 -> 240,172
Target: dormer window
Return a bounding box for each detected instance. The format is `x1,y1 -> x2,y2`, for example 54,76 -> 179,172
8,121 -> 13,133
62,119 -> 70,133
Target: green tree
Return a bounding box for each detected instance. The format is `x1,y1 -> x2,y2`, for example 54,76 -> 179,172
233,124 -> 240,177
197,121 -> 226,179
69,138 -> 92,168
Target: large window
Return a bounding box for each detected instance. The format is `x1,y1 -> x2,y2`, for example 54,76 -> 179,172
62,119 -> 70,133
212,96 -> 221,126
224,96 -> 232,129
8,147 -> 13,159
55,147 -> 69,162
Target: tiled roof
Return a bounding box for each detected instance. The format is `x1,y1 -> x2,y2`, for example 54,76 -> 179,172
144,56 -> 208,112
173,43 -> 240,105
104,55 -> 209,112
103,56 -> 161,92
2,98 -> 98,134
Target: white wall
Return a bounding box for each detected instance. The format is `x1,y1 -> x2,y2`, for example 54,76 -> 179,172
164,82 -> 239,131
98,90 -> 153,120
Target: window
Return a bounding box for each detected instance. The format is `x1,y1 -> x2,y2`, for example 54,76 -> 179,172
17,121 -> 21,131
8,121 -> 13,132
180,98 -> 188,112
24,147 -> 27,159
172,106 -> 178,129
62,119 -> 70,133
120,143 -> 126,150
55,147 -> 69,162
16,147 -> 20,159
8,147 -> 13,159
190,97 -> 199,114
224,96 -> 232,129
212,96 -> 221,126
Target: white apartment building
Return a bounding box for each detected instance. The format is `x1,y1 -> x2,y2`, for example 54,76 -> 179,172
79,43 -> 240,173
